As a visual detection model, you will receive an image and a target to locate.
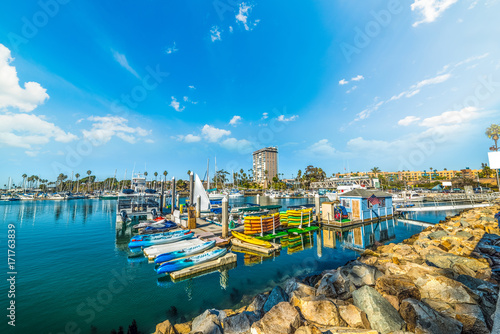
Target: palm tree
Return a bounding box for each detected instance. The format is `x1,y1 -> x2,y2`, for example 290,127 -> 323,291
75,173 -> 80,192
370,167 -> 381,177
144,171 -> 148,188
486,124 -> 500,151
21,174 -> 27,190
154,172 -> 158,190
87,170 -> 92,192
163,170 -> 168,188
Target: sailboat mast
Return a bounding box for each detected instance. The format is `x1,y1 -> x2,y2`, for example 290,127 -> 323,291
207,159 -> 210,190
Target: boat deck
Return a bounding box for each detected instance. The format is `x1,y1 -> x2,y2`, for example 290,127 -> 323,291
143,238 -> 205,260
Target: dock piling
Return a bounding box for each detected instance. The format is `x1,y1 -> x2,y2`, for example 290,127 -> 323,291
189,172 -> 194,205
171,177 -> 176,210
315,194 -> 320,222
222,197 -> 228,238
256,194 -> 260,205
196,195 -> 201,218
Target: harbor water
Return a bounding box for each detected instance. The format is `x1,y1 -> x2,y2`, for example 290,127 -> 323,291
0,197 -> 460,333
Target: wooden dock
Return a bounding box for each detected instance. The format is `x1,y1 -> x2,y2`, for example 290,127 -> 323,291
320,214 -> 394,228
169,252 -> 237,280
231,237 -> 281,255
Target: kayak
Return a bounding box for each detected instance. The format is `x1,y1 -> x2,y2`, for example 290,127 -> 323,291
131,229 -> 185,241
155,248 -> 228,274
154,240 -> 216,264
231,230 -> 273,248
128,231 -> 194,249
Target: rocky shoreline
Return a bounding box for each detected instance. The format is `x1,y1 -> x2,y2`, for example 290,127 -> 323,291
152,205 -> 500,334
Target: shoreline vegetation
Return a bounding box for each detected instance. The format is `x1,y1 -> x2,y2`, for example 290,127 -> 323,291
151,205 -> 500,334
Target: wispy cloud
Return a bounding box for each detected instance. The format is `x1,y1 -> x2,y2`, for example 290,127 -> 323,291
339,79 -> 348,85
398,116 -> 421,126
354,101 -> 383,122
165,42 -> 178,54
411,0 -> 458,27
82,116 -> 150,145
390,73 -> 451,101
351,75 -> 364,81
276,115 -> 298,122
229,115 -> 242,126
210,26 -> 222,42
346,86 -> 357,94
235,3 -> 259,31
188,85 -> 196,89
169,96 -> 185,112
262,112 -> 268,119
112,50 -> 140,79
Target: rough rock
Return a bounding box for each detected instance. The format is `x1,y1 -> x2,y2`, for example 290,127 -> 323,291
415,275 -> 477,304
318,328 -> 378,334
425,252 -> 489,272
263,285 -> 288,313
339,261 -> 383,288
428,230 -> 448,240
375,274 -> 421,304
153,319 -> 178,334
191,309 -> 224,334
455,303 -> 490,334
284,278 -> 317,300
250,302 -> 301,334
174,322 -> 191,334
222,311 -> 259,334
246,293 -> 268,316
294,325 -> 322,334
291,294 -> 346,327
352,286 -> 405,334
315,271 -> 339,298
399,298 -> 462,334
338,304 -> 370,329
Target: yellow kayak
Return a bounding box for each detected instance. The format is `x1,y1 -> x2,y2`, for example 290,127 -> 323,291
231,230 -> 273,248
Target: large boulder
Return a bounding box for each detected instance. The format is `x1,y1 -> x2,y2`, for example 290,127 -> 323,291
174,322 -> 191,334
222,311 -> 259,334
291,294 -> 346,327
339,261 -> 383,288
263,286 -> 288,313
284,278 -> 317,300
415,275 -> 478,304
399,298 -> 462,334
375,274 -> 421,304
352,286 -> 405,334
246,293 -> 268,316
315,272 -> 339,298
250,302 -> 301,334
338,304 -> 370,329
153,319 -> 177,334
455,303 -> 490,334
191,309 -> 225,334
425,253 -> 489,272
294,325 -> 322,334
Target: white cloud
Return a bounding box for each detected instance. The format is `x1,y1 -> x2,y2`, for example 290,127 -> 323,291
112,50 -> 140,79
419,106 -> 480,127
262,112 -> 268,119
229,26 -> 234,33
277,115 -> 298,122
411,0 -> 458,27
468,0 -> 479,9
346,86 -> 357,94
220,137 -> 253,152
351,75 -> 364,81
308,139 -> 336,157
82,116 -> 150,145
188,85 -> 196,89
0,44 -> 49,112
144,139 -> 155,144
165,42 -> 178,54
183,96 -> 188,102
339,79 -> 348,85
169,96 -> 185,112
25,150 -> 39,157
176,134 -> 202,143
390,73 -> 451,101
210,26 -> 222,42
235,3 -> 258,31
0,113 -> 77,149
229,115 -> 242,126
201,124 -> 231,142
398,116 -> 421,126
354,101 -> 383,121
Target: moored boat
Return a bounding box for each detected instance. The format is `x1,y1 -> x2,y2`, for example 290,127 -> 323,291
128,230 -> 193,249
231,230 -> 273,248
154,240 -> 216,264
155,248 -> 228,274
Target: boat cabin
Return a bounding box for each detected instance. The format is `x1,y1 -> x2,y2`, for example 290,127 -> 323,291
338,189 -> 393,222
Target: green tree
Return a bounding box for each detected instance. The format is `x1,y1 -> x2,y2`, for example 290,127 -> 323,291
75,173 -> 80,192
486,124 -> 500,150
87,170 -> 92,192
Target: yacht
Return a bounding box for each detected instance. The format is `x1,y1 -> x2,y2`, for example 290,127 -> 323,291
392,191 -> 425,203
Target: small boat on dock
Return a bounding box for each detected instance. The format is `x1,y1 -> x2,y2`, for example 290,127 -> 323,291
128,230 -> 194,249
231,230 -> 272,248
155,248 -> 228,274
154,240 -> 216,264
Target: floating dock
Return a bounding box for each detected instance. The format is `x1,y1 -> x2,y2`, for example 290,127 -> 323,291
231,237 -> 281,255
396,218 -> 433,227
169,251 -> 237,280
395,203 -> 493,212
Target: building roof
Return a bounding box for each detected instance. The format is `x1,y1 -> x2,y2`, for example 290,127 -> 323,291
339,189 -> 392,198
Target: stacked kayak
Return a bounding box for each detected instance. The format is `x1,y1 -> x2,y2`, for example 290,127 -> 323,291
280,208 -> 313,227
232,230 -> 272,248
155,248 -> 228,274
128,230 -> 193,249
154,240 -> 216,265
243,213 -> 280,235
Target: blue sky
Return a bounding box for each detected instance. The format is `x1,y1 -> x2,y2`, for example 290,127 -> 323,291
0,0 -> 499,185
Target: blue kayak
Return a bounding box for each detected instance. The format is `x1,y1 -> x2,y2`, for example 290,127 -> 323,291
155,248 -> 228,274
154,240 -> 216,265
128,231 -> 194,249
131,229 -> 186,242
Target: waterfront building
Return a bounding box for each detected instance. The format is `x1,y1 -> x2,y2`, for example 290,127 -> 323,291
338,189 -> 394,222
252,147 -> 278,188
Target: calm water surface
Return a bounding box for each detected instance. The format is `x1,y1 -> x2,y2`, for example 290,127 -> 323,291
0,197 -> 459,333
